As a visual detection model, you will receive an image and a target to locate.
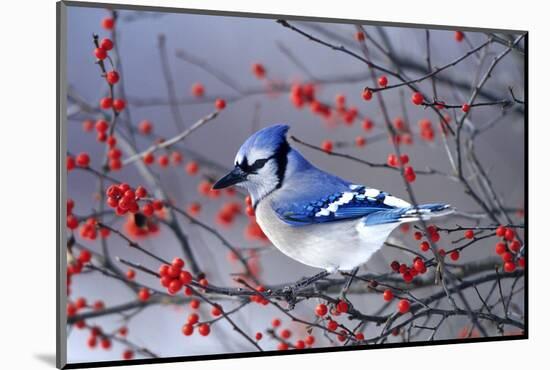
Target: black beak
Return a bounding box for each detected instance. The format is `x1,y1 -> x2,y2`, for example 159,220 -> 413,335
212,167 -> 247,190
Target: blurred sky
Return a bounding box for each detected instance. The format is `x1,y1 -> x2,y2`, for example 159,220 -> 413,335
65,4 -> 525,364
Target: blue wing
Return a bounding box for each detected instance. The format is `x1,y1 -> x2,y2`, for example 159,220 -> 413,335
273,184 -> 410,226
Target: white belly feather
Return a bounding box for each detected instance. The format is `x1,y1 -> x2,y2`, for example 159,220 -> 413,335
255,194 -> 400,271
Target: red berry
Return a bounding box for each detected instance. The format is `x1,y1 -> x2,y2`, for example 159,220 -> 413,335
387,153 -> 399,167
355,136 -> 366,147
502,252 -> 514,263
413,259 -> 425,272
126,269 -> 135,280
101,17 -> 115,30
190,299 -> 201,310
179,270 -> 192,285
168,279 -> 182,294
504,228 -> 515,241
255,332 -> 263,340
76,152 -> 90,167
67,156 -> 75,171
496,225 -> 506,237
182,324 -> 193,336
87,335 -> 97,348
187,313 -> 199,325
280,329 -> 291,339
113,99 -> 126,112
504,261 -> 516,273
251,63 -> 266,79
400,154 -> 409,165
383,289 -> 394,302
186,161 -> 199,175
211,305 -> 222,317
321,140 -> 333,153
272,318 -> 281,328
295,340 -> 305,349
100,97 -> 112,109
336,300 -> 349,313
138,120 -> 153,135
414,231 -> 422,240
158,155 -> 169,168
79,249 -> 92,263
107,136 -> 117,148
198,324 -> 210,336
152,199 -> 163,211
106,70 -> 119,85
315,303 -> 328,317
335,94 -> 346,107
215,98 -> 226,110
134,186 -> 147,199
122,350 -> 134,360
355,332 -> 365,341
95,119 -> 109,133
138,288 -> 150,302
411,92 -> 424,105
142,152 -> 154,165
390,260 -> 400,272
449,250 -> 460,261
141,203 -> 154,217
355,31 -> 365,41
191,83 -> 205,97
277,342 -> 289,351
100,338 -> 111,349
397,299 -> 410,314
495,242 -> 507,255
172,257 -> 184,269
100,38 -> 113,51
404,166 -> 416,183
82,119 -> 94,132
305,335 -> 315,346
510,240 -> 521,253
464,230 -> 474,239
461,103 -> 470,113
94,47 -> 107,60
378,76 -> 388,87
455,31 -> 464,42
362,89 -> 373,101
97,131 -> 107,142
327,320 -> 338,331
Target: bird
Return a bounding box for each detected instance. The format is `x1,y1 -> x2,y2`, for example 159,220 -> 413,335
213,124 -> 453,284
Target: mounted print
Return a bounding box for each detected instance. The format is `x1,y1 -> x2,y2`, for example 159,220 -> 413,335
57,1 -> 527,368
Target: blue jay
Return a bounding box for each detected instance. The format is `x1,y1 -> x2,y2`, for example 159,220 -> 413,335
213,124 -> 453,279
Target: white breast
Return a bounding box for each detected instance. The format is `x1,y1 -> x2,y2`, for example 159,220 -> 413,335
255,194 -> 401,272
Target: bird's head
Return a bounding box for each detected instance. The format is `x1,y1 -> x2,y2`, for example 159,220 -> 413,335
213,124 -> 292,206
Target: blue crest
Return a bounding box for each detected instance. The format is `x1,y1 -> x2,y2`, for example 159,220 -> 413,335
236,124 -> 289,161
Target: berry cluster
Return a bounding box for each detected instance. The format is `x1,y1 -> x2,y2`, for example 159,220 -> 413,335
158,257 -> 193,295
418,118 -> 435,142
270,318 -> 319,349
105,183 -> 153,216
333,93 -> 359,126
216,201 -> 243,227
494,226 -> 524,272
390,255 -> 428,283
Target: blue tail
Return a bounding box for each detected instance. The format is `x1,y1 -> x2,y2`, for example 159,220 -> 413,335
363,203 -> 453,226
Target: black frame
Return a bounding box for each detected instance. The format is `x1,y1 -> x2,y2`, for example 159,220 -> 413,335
56,1 -> 528,368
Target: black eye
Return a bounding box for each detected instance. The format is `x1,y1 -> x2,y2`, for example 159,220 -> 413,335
249,158 -> 268,172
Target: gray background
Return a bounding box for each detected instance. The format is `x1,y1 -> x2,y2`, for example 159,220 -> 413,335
65,5 -> 525,363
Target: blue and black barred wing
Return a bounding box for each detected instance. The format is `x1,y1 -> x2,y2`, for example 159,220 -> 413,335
273,185 -> 411,226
